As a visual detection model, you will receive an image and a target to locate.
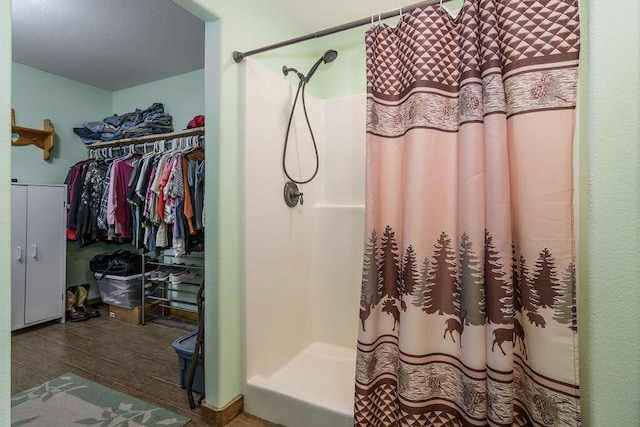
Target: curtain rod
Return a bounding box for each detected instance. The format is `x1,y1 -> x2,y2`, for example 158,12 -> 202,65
232,0 -> 453,63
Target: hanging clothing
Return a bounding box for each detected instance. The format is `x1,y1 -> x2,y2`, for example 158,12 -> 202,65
107,156 -> 136,239
77,161 -> 108,242
97,162 -> 114,232
355,1 -> 580,426
66,136 -> 205,253
64,160 -> 91,241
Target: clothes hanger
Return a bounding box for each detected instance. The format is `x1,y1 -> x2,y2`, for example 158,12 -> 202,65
142,142 -> 158,158
185,146 -> 204,161
143,142 -> 156,156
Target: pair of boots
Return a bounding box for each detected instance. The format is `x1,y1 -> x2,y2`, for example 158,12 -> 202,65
66,284 -> 100,322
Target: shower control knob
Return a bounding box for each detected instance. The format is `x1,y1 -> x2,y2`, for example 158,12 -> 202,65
284,181 -> 304,207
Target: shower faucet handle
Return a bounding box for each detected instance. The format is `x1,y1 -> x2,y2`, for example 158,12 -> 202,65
284,181 -> 304,207
291,187 -> 304,205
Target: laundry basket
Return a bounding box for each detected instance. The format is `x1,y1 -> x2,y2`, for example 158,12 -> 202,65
172,330 -> 203,394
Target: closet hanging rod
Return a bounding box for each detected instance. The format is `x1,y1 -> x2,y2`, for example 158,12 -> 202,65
85,127 -> 204,149
232,0 -> 454,63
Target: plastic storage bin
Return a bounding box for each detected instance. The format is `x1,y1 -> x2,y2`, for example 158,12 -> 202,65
172,330 -> 203,394
95,272 -> 144,308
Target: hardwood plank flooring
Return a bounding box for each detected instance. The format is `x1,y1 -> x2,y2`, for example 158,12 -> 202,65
11,306 -> 277,427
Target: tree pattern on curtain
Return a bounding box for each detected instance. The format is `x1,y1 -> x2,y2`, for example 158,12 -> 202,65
355,0 -> 580,426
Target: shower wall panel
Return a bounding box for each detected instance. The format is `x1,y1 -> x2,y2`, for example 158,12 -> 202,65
311,94 -> 366,348
317,95 -> 367,205
243,59 -> 364,426
310,205 -> 364,348
243,59 -> 323,379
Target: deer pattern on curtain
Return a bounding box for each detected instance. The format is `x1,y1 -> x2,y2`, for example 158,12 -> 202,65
355,0 -> 580,426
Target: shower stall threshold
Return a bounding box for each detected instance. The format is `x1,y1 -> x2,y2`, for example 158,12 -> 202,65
245,342 -> 356,427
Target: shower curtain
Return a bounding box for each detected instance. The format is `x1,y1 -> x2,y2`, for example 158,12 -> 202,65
355,0 -> 580,425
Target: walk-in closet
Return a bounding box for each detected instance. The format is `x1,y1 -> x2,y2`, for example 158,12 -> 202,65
9,1 -> 222,425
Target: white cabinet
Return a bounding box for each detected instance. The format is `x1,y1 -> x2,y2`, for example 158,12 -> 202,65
11,184 -> 66,330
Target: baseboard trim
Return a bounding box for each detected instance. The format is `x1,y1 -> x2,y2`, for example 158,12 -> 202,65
88,297 -> 102,306
201,395 -> 244,427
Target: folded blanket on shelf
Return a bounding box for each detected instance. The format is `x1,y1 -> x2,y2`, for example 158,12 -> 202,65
73,102 -> 173,144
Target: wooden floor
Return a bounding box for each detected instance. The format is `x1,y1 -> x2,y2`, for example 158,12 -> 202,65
11,306 -> 276,427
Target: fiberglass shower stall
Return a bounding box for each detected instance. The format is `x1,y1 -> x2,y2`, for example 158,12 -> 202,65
241,58 -> 365,427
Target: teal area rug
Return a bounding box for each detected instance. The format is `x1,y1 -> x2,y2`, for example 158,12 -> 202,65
12,372 -> 190,426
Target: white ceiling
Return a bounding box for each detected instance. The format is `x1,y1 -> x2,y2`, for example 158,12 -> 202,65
11,0 -> 429,92
12,0 -> 205,91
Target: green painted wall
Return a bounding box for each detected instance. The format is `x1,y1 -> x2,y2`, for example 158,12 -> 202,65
11,62 -> 112,184
578,0 -> 640,425
112,69 -> 205,133
0,0 -> 12,422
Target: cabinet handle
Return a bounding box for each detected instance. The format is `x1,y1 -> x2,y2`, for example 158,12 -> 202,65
16,246 -> 22,261
31,244 -> 37,259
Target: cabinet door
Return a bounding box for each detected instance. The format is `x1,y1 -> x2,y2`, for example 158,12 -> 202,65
23,185 -> 66,325
11,185 -> 28,330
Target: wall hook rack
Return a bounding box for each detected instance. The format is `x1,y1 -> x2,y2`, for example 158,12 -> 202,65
11,109 -> 55,160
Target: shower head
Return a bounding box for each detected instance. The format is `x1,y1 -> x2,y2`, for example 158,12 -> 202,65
304,49 -> 338,82
323,49 -> 338,64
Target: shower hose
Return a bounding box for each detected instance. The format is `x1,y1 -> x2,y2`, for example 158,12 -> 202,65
282,78 -> 319,185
